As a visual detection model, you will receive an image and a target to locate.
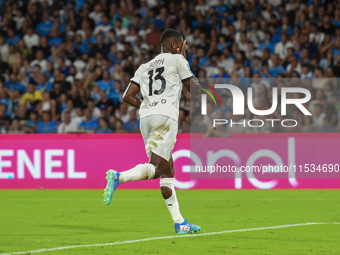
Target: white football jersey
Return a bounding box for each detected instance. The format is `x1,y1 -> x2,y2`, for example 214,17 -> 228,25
130,53 -> 193,122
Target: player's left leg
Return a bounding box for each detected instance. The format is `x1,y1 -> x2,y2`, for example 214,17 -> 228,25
160,157 -> 201,234
160,156 -> 184,223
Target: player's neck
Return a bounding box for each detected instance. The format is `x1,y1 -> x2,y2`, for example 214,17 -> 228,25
161,47 -> 172,54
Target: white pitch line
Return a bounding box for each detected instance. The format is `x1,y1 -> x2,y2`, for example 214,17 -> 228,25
2,222 -> 339,255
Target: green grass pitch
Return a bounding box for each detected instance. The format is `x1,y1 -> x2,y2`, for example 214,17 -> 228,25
1,189 -> 340,255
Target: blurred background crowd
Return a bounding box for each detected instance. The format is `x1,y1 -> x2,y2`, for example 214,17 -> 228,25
1,0 -> 340,134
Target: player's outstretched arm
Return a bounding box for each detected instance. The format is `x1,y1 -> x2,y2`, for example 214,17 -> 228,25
122,83 -> 142,108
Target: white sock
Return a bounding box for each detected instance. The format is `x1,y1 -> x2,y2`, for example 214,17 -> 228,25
119,163 -> 155,183
160,178 -> 185,224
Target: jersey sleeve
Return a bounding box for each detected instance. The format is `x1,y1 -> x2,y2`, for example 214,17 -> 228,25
175,55 -> 193,83
130,65 -> 142,87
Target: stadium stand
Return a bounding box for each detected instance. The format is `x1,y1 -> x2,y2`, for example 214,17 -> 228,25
1,0 -> 340,134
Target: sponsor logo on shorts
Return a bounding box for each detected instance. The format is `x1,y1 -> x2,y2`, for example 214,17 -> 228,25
145,99 -> 167,107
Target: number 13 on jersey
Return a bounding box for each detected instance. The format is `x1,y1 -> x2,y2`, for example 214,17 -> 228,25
148,67 -> 166,96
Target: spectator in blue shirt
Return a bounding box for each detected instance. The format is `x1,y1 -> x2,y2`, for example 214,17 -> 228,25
213,67 -> 229,82
147,9 -> 157,25
268,25 -> 281,44
251,56 -> 262,74
155,7 -> 167,30
277,17 -> 294,36
300,33 -> 319,56
258,32 -> 275,54
96,117 -> 113,133
123,110 -> 140,133
36,11 -> 54,36
48,26 -> 63,47
0,88 -> 12,117
197,48 -> 209,68
107,45 -> 118,65
139,0 -> 148,19
6,74 -> 26,94
75,35 -> 89,53
6,28 -> 20,45
268,54 -> 286,78
91,84 -> 101,103
22,111 -> 39,133
240,67 -> 252,88
59,93 -> 68,112
96,69 -> 114,95
216,0 -> 228,19
37,111 -> 57,133
53,16 -> 66,34
79,109 -> 99,132
75,0 -> 86,12
57,58 -> 70,76
108,80 -> 122,107
28,65 -> 42,86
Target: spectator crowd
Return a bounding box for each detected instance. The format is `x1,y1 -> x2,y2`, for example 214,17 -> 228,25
1,0 -> 340,134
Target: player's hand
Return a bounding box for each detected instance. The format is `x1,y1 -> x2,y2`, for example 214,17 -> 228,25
177,40 -> 187,58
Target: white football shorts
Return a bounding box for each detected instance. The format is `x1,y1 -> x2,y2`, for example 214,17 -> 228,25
140,115 -> 178,161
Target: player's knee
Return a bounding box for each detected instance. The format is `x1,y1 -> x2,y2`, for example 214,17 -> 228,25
149,159 -> 167,179
149,153 -> 170,179
151,163 -> 163,179
161,186 -> 172,199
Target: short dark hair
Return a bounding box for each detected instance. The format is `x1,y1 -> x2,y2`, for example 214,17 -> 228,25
160,29 -> 183,46
30,110 -> 38,116
33,100 -> 42,108
100,117 -> 109,125
42,110 -> 51,116
315,67 -> 323,73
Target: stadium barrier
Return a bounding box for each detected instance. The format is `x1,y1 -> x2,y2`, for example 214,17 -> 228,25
0,133 -> 339,189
